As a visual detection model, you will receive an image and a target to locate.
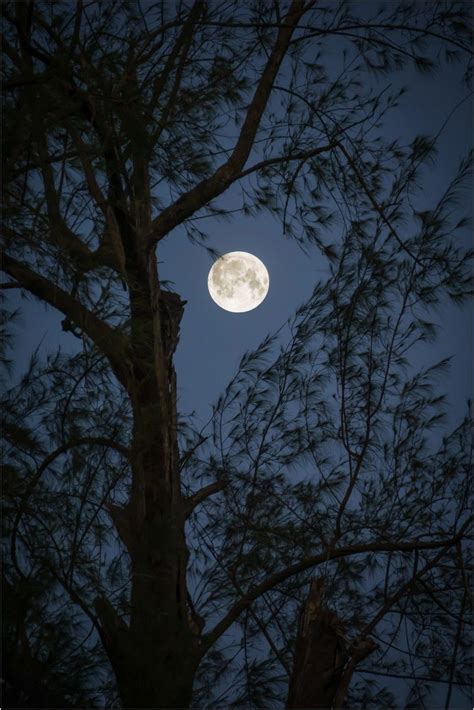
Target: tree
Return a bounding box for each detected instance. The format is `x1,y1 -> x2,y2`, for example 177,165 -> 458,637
2,1 -> 472,707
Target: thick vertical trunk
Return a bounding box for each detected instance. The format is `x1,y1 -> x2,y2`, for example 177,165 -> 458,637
287,578 -> 376,709
98,503 -> 200,708
96,586 -> 199,707
108,500 -> 198,708
95,231 -> 201,707
287,579 -> 347,709
114,641 -> 198,709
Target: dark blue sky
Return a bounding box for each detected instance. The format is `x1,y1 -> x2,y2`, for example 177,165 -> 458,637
160,59 -> 472,428
4,14 -> 472,710
9,57 -> 472,433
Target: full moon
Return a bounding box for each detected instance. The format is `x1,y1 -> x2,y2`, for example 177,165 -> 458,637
208,251 -> 269,313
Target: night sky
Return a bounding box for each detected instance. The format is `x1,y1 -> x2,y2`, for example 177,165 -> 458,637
9,57 -> 472,430
3,5 -> 473,705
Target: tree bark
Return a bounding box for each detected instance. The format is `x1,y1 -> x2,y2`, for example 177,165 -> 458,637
287,578 -> 376,709
91,216 -> 202,706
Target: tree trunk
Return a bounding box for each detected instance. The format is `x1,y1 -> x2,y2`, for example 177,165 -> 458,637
287,578 -> 376,709
93,231 -> 202,707
96,512 -> 201,708
95,519 -> 201,708
113,638 -> 199,709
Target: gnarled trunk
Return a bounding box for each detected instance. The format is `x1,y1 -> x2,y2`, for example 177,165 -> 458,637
96,500 -> 201,708
287,578 -> 376,709
94,235 -> 202,707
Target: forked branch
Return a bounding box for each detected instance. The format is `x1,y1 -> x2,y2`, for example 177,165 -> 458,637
148,0 -> 310,244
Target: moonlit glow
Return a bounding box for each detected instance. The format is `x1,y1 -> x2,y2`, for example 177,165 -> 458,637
208,251 -> 269,313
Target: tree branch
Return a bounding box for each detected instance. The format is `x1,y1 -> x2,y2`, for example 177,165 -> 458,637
333,638 -> 377,710
1,253 -> 130,385
0,281 -> 22,289
203,521 -> 471,648
337,143 -> 424,266
67,125 -> 108,216
149,0 -> 203,136
184,480 -> 227,519
358,668 -> 472,688
234,140 -> 339,181
148,0 -> 309,244
10,436 -> 130,579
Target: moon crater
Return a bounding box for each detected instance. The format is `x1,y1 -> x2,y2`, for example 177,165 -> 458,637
208,252 -> 269,312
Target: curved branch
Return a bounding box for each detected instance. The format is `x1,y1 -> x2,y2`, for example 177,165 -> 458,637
1,253 -> 130,385
203,519 -> 472,648
148,0 -> 310,244
184,480 -> 227,519
195,20 -> 472,56
10,436 -> 130,578
235,140 -> 339,181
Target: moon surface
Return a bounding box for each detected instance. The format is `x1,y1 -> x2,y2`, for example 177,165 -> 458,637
208,251 -> 269,313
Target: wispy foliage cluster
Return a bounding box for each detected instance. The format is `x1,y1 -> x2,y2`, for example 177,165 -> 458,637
183,153 -> 472,706
2,0 -> 472,707
2,339 -> 131,706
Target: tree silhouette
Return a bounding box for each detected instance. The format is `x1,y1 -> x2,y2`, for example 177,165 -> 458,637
2,1 -> 472,708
